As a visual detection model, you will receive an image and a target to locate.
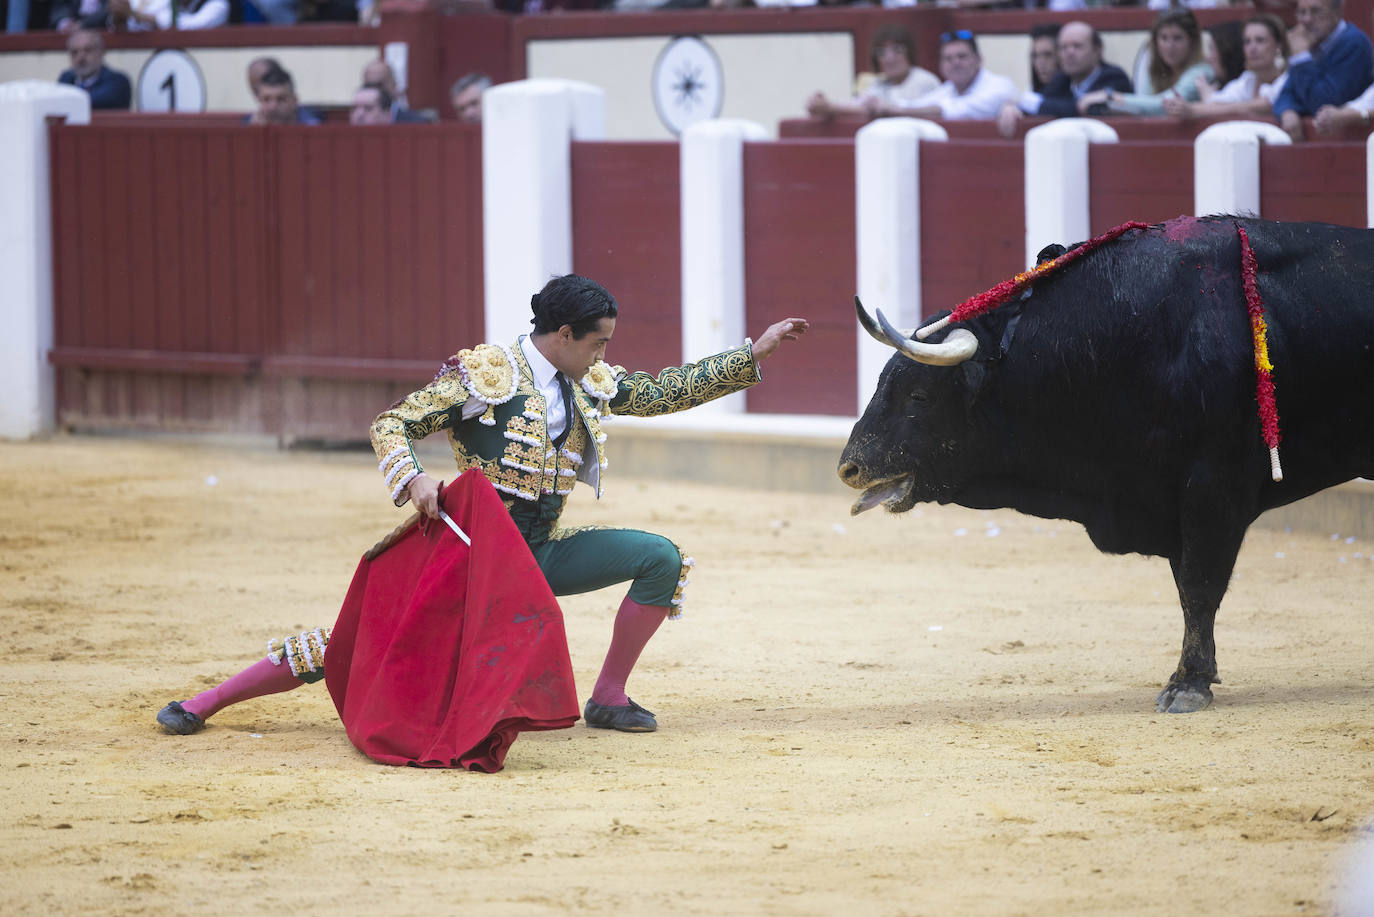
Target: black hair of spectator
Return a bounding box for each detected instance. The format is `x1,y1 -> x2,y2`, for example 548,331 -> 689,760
1030,22 -> 1062,93
1208,20 -> 1247,88
452,72 -> 494,96
1086,25 -> 1104,53
361,82 -> 393,112
1148,7 -> 1204,93
530,274 -> 619,337
1245,13 -> 1291,61
868,24 -> 916,72
258,66 -> 295,94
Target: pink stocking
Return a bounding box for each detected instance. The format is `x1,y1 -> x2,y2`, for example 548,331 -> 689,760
590,596 -> 670,707
181,656 -> 304,721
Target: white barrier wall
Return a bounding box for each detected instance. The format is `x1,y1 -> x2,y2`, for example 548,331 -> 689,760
0,81 -> 89,440
1023,118 -> 1119,268
854,117 -> 947,411
1193,121 -> 1291,217
679,118 -> 767,416
482,79 -> 606,346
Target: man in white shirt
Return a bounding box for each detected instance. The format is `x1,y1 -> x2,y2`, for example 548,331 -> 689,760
887,30 -> 1018,120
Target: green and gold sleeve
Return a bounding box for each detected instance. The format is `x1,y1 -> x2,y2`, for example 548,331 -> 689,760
606,342 -> 761,418
370,366 -> 471,505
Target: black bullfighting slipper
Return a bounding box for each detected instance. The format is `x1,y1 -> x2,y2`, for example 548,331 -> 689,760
584,697 -> 657,733
156,701 -> 205,735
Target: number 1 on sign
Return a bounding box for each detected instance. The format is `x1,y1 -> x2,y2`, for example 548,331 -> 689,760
160,72 -> 176,110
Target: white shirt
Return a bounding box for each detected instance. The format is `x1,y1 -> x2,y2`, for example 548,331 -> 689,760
902,68 -> 1018,120
1210,69 -> 1289,105
1343,81 -> 1374,111
519,335 -> 570,442
857,67 -> 940,106
126,0 -> 228,30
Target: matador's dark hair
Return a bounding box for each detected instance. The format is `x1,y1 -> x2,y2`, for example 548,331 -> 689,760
530,274 -> 618,338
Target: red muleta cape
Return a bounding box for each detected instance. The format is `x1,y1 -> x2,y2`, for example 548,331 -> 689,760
325,468 -> 579,772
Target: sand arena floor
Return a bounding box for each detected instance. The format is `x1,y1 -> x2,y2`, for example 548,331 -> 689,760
2,434 -> 1372,915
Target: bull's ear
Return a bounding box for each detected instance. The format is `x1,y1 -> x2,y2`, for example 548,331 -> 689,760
1035,243 -> 1067,265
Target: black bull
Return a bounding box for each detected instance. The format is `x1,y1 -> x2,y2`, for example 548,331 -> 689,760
838,216 -> 1374,713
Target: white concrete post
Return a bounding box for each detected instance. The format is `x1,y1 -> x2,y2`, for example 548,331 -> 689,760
854,117 -> 947,411
0,81 -> 89,440
482,79 -> 605,346
679,117 -> 766,415
1023,118 -> 1119,269
1193,121 -> 1291,218
1367,131 -> 1374,228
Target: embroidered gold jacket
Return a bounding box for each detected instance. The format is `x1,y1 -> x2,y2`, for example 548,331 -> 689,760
371,339 -> 761,506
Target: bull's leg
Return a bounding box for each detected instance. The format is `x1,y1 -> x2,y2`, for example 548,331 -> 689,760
1157,524 -> 1245,714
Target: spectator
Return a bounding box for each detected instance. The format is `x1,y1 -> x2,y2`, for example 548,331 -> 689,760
996,21 -> 1133,137
1273,0 -> 1374,141
246,56 -> 283,98
1164,15 -> 1290,120
109,0 -> 229,29
242,0 -> 297,23
57,29 -> 131,110
1030,22 -> 1062,93
51,0 -> 110,31
349,84 -> 392,125
1080,7 -> 1214,116
247,66 -> 320,125
450,72 -> 491,123
806,24 -> 939,121
1207,20 -> 1248,89
886,31 -> 1018,120
1313,79 -> 1374,133
361,59 -> 434,123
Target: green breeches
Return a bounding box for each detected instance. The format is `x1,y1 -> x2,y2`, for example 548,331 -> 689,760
531,526 -> 688,609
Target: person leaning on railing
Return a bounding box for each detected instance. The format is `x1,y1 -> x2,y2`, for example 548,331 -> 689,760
806,22 -> 939,121
1077,7 -> 1214,117
1163,15 -> 1290,121
1313,79 -> 1374,133
1272,0 -> 1373,141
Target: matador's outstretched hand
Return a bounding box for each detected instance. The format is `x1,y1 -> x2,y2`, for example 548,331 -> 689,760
751,318 -> 810,362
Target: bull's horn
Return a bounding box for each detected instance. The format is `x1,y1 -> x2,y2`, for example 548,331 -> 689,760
854,297 -> 978,366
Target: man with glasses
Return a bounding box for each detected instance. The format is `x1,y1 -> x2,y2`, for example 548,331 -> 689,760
996,21 -> 1132,137
885,31 -> 1017,121
1273,0 -> 1373,141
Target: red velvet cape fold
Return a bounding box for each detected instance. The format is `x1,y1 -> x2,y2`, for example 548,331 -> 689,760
325,469 -> 579,772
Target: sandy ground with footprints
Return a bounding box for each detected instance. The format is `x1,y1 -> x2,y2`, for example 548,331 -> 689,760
2,434 -> 1372,915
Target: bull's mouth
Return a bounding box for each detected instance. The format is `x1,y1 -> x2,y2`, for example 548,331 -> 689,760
850,476 -> 916,516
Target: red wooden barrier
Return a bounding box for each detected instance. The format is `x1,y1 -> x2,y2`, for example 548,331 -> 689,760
50,121 -> 484,439
1261,143 -> 1368,226
1089,142 -> 1194,234
742,139 -> 857,417
919,140 -> 1025,314
571,141 -> 682,377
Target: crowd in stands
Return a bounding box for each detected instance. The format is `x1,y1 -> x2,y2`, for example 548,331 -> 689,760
801,0 -> 1374,139
29,0 -> 1374,138
52,26 -> 496,121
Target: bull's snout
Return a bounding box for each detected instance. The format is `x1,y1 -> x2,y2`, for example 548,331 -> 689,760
837,460 -> 864,489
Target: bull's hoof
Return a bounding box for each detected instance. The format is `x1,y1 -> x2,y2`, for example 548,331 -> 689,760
1155,682 -> 1213,714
